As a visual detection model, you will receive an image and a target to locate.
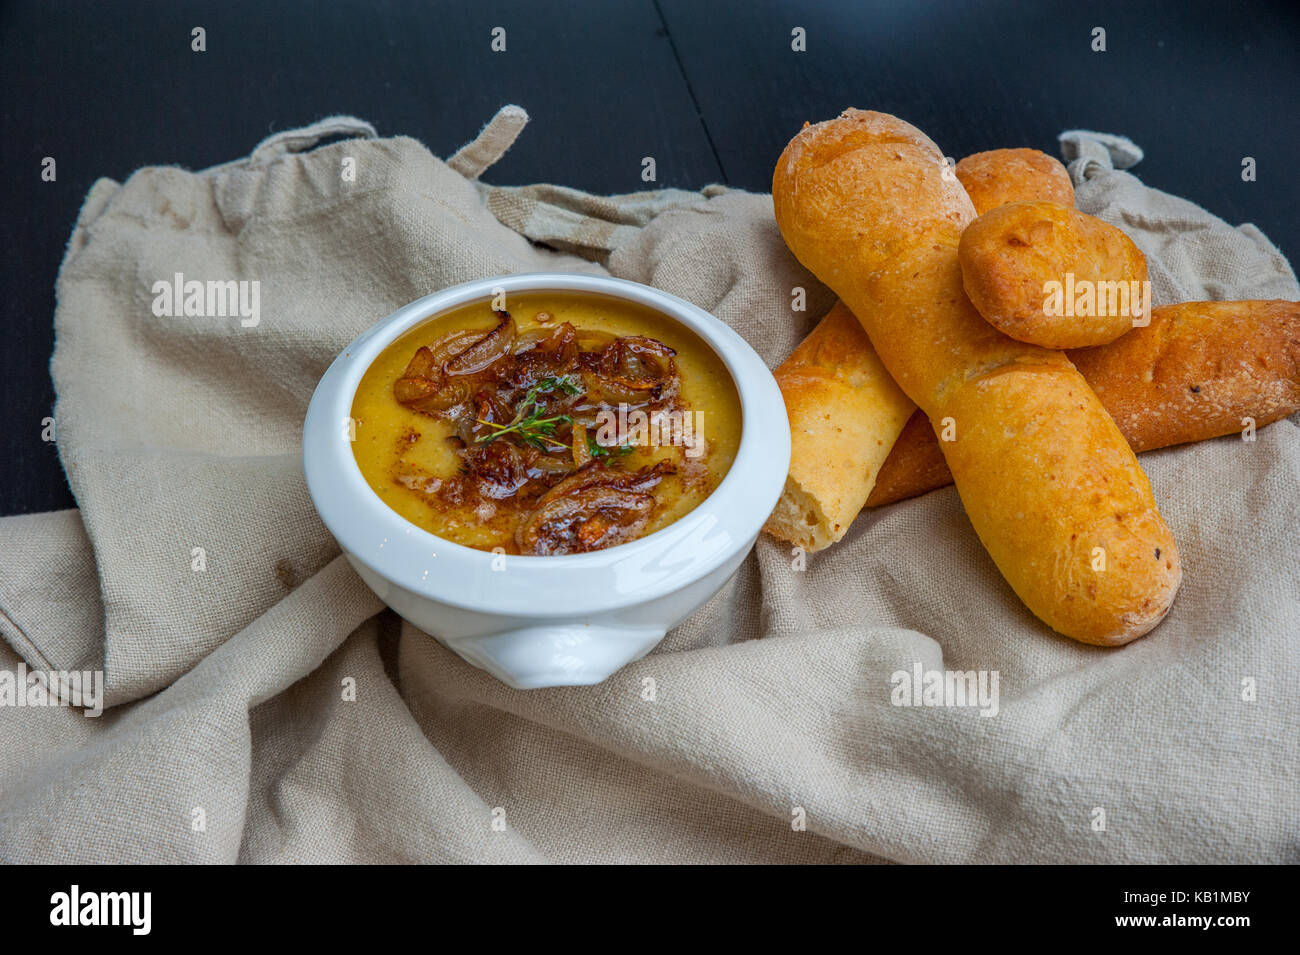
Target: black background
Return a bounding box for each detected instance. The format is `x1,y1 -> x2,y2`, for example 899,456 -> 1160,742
3,0 -> 1297,516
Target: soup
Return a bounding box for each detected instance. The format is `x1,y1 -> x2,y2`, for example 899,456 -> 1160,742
350,292 -> 742,555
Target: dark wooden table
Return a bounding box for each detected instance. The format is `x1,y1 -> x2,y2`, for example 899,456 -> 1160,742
3,0 -> 1297,515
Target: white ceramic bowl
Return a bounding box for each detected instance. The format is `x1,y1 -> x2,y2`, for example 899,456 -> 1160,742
303,273 -> 789,688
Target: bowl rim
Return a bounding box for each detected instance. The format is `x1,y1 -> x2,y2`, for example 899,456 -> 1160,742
302,272 -> 790,617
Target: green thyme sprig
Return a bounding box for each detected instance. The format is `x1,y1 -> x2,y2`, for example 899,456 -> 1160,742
475,376 -> 581,451
586,434 -> 636,459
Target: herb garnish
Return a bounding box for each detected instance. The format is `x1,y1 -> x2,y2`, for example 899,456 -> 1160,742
586,434 -> 636,459
475,375 -> 582,451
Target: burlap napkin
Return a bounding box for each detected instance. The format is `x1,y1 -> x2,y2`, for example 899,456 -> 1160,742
0,107 -> 1295,863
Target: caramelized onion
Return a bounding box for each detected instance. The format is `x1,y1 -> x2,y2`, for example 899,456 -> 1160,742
525,452 -> 575,479
515,461 -> 675,555
567,409 -> 603,429
395,373 -> 477,414
393,337 -> 477,414
583,376 -> 655,407
582,335 -> 680,406
394,319 -> 687,554
400,345 -> 439,380
471,441 -> 529,500
517,487 -> 654,555
572,422 -> 591,468
471,388 -> 513,427
395,317 -> 518,415
394,375 -> 438,405
513,323 -> 579,384
448,407 -> 478,445
598,336 -> 676,383
424,330 -> 487,368
393,373 -> 477,414
575,329 -> 618,351
547,459 -> 674,498
514,328 -> 555,352
445,313 -> 516,376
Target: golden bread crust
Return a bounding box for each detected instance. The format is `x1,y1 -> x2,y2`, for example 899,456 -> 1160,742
773,109 -> 1180,645
959,200 -> 1149,348
764,301 -> 915,550
1072,299 -> 1300,447
955,148 -> 1074,215
869,300 -> 1300,506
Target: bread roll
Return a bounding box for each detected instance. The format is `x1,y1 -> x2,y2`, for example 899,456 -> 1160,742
773,109 -> 1180,645
868,299 -> 1300,506
763,301 -> 915,549
955,148 -> 1073,215
1071,299 -> 1300,447
959,200 -> 1150,348
867,412 -> 953,507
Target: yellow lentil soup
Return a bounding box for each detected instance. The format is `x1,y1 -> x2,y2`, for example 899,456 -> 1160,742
350,292 -> 742,555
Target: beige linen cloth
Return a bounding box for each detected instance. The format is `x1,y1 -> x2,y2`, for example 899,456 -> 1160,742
1,106 -> 1296,864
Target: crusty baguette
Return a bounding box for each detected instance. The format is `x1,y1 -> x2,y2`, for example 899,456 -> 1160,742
763,301 -> 915,549
872,144 -> 1085,505
1072,300 -> 1300,447
764,145 -> 1074,549
959,200 -> 1150,348
955,148 -> 1073,215
867,412 -> 953,507
868,300 -> 1300,506
773,109 -> 1180,645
